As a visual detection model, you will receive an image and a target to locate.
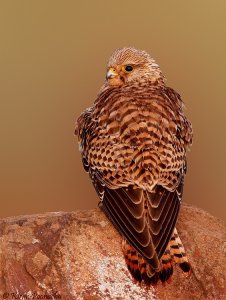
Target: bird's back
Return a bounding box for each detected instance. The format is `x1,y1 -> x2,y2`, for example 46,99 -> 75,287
78,82 -> 192,192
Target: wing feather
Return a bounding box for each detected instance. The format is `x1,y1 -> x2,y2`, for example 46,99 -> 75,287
102,188 -> 155,260
99,179 -> 182,262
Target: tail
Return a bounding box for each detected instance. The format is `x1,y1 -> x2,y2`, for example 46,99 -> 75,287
122,228 -> 191,285
169,228 -> 191,273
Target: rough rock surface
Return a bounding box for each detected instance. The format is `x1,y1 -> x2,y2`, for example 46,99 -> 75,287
0,204 -> 225,300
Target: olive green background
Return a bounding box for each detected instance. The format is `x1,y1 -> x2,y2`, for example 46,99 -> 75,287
0,1 -> 225,220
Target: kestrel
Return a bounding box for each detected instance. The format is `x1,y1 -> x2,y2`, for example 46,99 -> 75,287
75,47 -> 193,284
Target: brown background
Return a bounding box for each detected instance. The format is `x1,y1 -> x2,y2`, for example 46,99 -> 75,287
0,1 -> 225,220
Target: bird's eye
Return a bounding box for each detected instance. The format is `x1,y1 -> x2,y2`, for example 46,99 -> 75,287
123,65 -> 133,73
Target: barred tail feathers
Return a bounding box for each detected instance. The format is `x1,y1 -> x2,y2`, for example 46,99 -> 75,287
122,229 -> 191,284
169,228 -> 191,274
122,238 -> 173,284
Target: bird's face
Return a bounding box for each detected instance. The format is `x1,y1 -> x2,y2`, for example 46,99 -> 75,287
106,47 -> 163,87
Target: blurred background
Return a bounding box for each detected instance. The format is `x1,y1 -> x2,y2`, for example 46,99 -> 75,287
0,1 -> 225,220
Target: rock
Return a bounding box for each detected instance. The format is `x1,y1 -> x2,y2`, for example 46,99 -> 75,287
0,204 -> 225,300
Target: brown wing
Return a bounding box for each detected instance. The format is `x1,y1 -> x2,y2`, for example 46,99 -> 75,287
88,167 -> 183,265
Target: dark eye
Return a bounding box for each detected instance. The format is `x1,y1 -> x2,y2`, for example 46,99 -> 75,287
124,65 -> 133,72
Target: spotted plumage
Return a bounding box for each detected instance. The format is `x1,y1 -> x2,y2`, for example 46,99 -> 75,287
75,47 -> 193,284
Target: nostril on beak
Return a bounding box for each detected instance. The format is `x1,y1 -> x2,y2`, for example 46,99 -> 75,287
106,68 -> 118,80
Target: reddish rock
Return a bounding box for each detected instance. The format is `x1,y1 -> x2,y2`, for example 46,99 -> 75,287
0,205 -> 225,299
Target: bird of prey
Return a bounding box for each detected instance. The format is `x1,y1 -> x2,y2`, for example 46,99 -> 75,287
75,47 -> 193,284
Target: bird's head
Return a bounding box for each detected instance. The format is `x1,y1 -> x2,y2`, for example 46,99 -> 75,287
105,47 -> 164,87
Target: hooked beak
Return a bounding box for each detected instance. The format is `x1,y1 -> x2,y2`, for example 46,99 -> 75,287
106,68 -> 118,79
